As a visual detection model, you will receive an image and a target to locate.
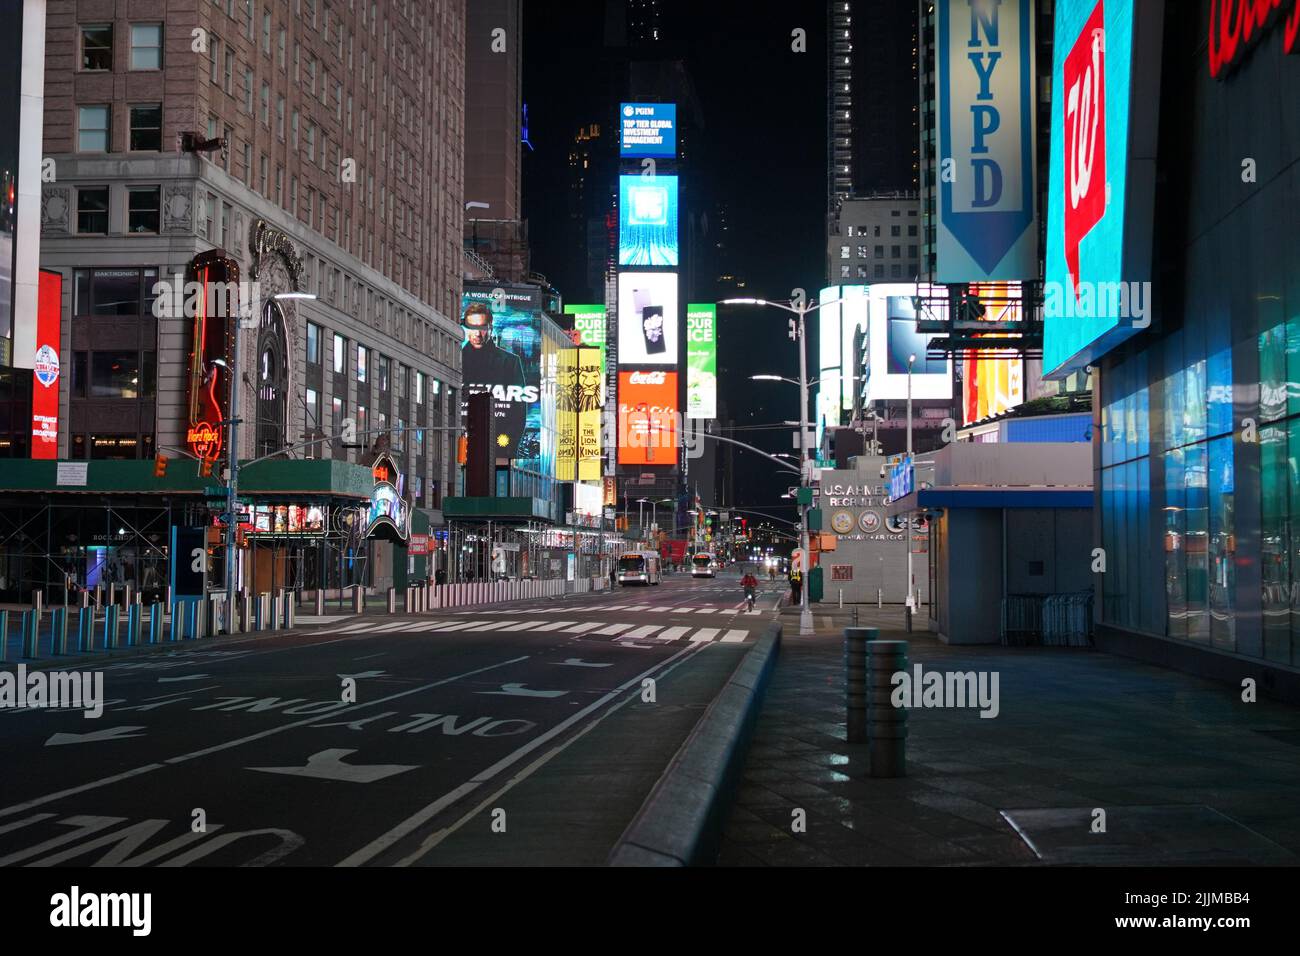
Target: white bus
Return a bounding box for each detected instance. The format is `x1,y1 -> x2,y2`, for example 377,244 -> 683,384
691,552 -> 717,578
617,550 -> 662,585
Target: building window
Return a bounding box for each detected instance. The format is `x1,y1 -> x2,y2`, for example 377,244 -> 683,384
91,351 -> 153,399
127,186 -> 161,233
415,371 -> 424,405
908,225 -> 918,236
77,106 -> 110,152
306,322 -> 321,365
76,187 -> 109,233
377,355 -> 389,392
875,245 -> 884,257
80,25 -> 113,71
333,333 -> 345,373
857,245 -> 868,258
306,387 -> 319,430
396,364 -> 406,399
130,23 -> 163,70
128,105 -> 162,151
73,268 -> 158,316
891,264 -> 902,278
244,67 -> 255,113
209,35 -> 221,84
840,265 -> 851,278
357,345 -> 368,383
260,83 -> 270,126
90,435 -> 145,460
874,264 -> 884,278
873,226 -> 881,236
891,225 -> 901,237
276,96 -> 285,139
839,245 -> 850,259
892,245 -> 901,258
262,12 -> 271,53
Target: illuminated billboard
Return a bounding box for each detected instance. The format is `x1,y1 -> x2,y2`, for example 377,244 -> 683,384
31,270 -> 62,458
686,303 -> 716,420
617,369 -> 678,466
557,346 -> 603,481
862,284 -> 953,403
962,282 -> 1025,424
1043,0 -> 1155,378
619,102 -> 676,158
934,0 -> 1038,281
461,284 -> 544,460
562,303 -> 607,401
619,175 -> 679,266
617,272 -> 678,366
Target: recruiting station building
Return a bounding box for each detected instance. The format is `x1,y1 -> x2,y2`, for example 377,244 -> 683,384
1043,0 -> 1300,694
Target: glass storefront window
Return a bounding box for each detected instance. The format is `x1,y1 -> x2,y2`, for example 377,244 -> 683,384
1208,436 -> 1235,651
1261,423 -> 1291,662
1165,448 -> 1186,641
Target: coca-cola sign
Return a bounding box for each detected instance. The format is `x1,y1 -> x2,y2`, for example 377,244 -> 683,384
628,370 -> 667,385
1208,0 -> 1300,78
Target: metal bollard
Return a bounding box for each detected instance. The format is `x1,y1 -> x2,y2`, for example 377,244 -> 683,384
844,627 -> 877,744
267,593 -> 279,632
253,594 -> 264,632
387,587 -> 396,615
78,606 -> 93,651
839,589 -> 843,609
148,603 -> 161,644
866,640 -> 909,778
0,608 -> 8,661
126,603 -> 140,646
124,583 -> 133,609
877,588 -> 882,609
105,604 -> 120,649
21,610 -> 38,658
50,607 -> 65,655
80,590 -> 91,609
352,585 -> 364,615
169,603 -> 183,642
282,592 -> 294,630
315,589 -> 325,616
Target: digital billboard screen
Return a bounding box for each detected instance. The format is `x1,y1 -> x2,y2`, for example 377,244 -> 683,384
863,285 -> 952,402
619,102 -> 676,158
461,284 -> 544,460
619,175 -> 679,266
617,370 -> 679,466
1043,0 -> 1150,378
617,272 -> 678,367
686,303 -> 716,420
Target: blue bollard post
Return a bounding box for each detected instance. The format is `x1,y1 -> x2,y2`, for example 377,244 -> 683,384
0,609 -> 8,662
77,607 -> 91,652
104,605 -> 120,650
187,601 -> 198,640
126,604 -> 139,647
50,608 -> 63,656
148,603 -> 161,644
21,610 -> 37,659
169,603 -> 182,642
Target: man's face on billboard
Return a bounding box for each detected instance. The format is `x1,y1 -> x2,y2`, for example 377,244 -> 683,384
463,306 -> 493,349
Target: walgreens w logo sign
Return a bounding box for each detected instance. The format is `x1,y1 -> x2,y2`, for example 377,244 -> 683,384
1063,0 -> 1107,297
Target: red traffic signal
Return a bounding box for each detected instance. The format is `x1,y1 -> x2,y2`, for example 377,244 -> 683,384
154,453 -> 168,478
199,458 -> 213,478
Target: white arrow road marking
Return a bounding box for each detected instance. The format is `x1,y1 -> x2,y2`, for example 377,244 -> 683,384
721,629 -> 749,643
478,682 -> 567,699
337,670 -> 387,680
249,748 -> 418,783
553,658 -> 614,668
690,628 -> 721,643
157,674 -> 211,683
45,726 -> 147,747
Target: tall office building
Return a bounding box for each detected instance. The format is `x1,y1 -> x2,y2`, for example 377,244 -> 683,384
827,0 -> 919,271
3,1 -> 468,600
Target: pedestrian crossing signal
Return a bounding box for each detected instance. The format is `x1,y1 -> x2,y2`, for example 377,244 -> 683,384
154,453 -> 168,478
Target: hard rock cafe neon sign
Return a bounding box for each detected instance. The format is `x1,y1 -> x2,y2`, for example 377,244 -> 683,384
1209,0 -> 1300,78
187,422 -> 222,461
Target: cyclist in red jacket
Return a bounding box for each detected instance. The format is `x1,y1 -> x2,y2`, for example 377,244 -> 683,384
741,571 -> 758,611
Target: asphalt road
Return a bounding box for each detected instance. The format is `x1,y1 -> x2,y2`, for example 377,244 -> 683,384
0,571 -> 784,866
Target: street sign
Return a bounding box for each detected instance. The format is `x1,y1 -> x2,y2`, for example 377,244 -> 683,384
793,431 -> 816,450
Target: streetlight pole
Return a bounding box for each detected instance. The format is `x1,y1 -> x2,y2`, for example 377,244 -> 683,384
722,296 -> 843,638
905,353 -> 915,629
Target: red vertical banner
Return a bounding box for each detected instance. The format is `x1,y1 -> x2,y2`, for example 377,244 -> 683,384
31,269 -> 63,458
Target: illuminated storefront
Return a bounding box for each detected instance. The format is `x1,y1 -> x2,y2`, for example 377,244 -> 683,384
1044,1 -> 1300,681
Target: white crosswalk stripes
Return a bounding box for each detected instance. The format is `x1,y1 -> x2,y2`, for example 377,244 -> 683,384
305,616 -> 753,644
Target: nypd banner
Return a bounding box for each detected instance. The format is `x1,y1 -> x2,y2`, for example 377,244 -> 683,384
935,0 -> 1038,282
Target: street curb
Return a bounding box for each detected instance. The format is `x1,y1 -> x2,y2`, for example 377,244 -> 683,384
608,620 -> 782,867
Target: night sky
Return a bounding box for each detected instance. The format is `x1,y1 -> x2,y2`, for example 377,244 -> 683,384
522,0 -> 829,518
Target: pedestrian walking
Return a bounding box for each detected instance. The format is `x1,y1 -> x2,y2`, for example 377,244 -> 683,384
789,568 -> 803,605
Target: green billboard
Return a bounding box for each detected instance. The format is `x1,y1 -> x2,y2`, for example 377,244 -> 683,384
686,303 -> 716,419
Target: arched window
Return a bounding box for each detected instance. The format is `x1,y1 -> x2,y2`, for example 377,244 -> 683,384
255,299 -> 289,457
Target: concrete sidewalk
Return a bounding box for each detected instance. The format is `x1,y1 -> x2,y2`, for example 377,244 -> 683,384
718,604 -> 1300,866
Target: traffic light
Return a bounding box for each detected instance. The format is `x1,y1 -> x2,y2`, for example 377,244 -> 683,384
199,458 -> 213,478
154,453 -> 168,478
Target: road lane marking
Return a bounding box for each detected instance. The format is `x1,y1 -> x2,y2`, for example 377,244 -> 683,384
528,621 -> 578,632
695,608 -> 717,614
0,656 -> 531,820
553,658 -> 613,668
592,623 -> 633,636
509,620 -> 552,631
358,642 -> 707,867
721,629 -> 749,643
249,748 -> 418,783
560,622 -> 602,634
463,621 -> 519,632
623,625 -> 662,640
656,626 -> 691,642
690,628 -> 721,643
